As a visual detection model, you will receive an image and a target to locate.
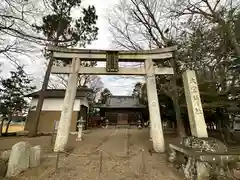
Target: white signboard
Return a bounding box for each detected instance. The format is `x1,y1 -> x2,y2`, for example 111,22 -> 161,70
234,121 -> 240,131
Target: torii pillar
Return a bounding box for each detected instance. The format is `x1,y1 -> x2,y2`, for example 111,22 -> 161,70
145,58 -> 165,152
54,58 -> 80,152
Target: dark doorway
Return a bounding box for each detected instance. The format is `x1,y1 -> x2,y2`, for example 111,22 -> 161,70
117,113 -> 128,125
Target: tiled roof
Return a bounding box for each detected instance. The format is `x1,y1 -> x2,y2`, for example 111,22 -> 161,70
95,96 -> 146,108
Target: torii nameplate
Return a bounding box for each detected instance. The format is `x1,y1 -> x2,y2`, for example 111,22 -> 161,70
106,51 -> 119,72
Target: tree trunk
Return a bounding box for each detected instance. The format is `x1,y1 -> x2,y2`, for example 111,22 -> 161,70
5,114 -> 12,134
0,118 -> 4,136
28,58 -> 54,137
171,52 -> 186,137
5,120 -> 12,134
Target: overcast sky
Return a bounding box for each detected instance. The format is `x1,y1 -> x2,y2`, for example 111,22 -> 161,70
84,0 -> 144,95
0,0 -> 144,95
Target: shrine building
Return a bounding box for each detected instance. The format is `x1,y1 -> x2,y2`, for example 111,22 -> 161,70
95,96 -> 147,126
24,87 -> 93,133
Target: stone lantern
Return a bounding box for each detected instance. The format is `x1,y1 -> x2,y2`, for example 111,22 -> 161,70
105,118 -> 109,128
76,117 -> 84,141
137,119 -> 142,129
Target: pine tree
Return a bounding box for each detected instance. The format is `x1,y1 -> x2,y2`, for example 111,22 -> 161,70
0,66 -> 36,135
34,0 -> 98,47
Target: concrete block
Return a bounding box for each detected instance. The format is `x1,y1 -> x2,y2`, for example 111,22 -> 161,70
29,145 -> 41,168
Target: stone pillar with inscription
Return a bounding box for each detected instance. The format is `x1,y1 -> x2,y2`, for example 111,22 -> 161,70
54,58 -> 80,152
145,58 -> 165,152
182,70 -> 208,138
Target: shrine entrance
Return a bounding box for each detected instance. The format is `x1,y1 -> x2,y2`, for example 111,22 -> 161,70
118,113 -> 128,125
46,46 -> 177,153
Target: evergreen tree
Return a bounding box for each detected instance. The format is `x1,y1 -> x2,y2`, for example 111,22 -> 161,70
100,88 -> 112,104
29,0 -> 99,136
0,66 -> 36,135
34,0 -> 98,47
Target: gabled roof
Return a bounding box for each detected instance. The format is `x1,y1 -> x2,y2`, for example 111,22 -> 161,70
26,88 -> 93,99
109,96 -> 139,107
95,96 -> 146,109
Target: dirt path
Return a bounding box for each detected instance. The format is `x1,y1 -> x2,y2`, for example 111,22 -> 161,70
5,128 -> 183,180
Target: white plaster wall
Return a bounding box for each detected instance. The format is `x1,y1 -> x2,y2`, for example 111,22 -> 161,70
80,97 -> 89,108
234,121 -> 240,130
30,98 -> 89,111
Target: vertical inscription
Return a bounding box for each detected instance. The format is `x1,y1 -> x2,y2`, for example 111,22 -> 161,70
106,51 -> 119,72
189,77 -> 203,115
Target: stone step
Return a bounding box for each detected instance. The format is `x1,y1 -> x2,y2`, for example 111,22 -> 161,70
103,125 -> 141,129
116,125 -> 142,129
116,124 -> 130,129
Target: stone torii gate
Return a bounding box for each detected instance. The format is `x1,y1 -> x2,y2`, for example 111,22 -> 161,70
48,46 -> 177,153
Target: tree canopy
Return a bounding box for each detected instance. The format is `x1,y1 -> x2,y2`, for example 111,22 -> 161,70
34,0 -> 98,47
109,0 -> 240,136
110,0 -> 240,109
99,88 -> 112,104
0,0 -> 99,66
33,0 -> 100,91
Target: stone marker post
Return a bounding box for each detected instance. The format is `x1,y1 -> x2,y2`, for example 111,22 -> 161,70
145,58 -> 165,152
54,58 -> 80,152
182,70 -> 208,138
29,145 -> 41,168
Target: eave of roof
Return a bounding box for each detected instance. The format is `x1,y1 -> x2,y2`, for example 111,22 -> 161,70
110,96 -> 135,98
26,88 -> 92,98
94,104 -> 146,109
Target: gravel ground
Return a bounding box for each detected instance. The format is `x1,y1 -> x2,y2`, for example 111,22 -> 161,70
3,128 -> 183,180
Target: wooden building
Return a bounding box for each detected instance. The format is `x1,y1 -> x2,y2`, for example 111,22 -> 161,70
25,88 -> 93,133
95,96 -> 147,126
